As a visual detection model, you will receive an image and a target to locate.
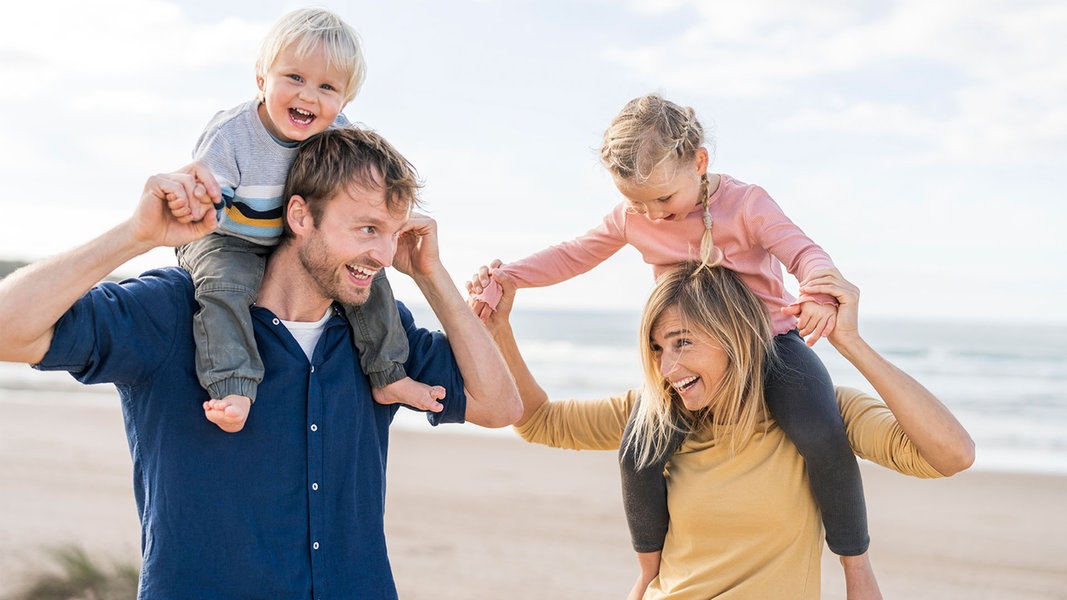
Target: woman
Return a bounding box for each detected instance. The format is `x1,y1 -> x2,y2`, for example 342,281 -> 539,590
475,262 -> 974,600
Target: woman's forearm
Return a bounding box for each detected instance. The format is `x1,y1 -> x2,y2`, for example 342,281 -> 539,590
832,333 -> 975,475
486,319 -> 549,427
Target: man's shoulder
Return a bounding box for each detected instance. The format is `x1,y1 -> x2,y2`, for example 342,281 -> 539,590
104,266 -> 194,304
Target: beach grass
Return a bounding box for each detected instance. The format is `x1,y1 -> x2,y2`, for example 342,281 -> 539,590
4,546 -> 138,600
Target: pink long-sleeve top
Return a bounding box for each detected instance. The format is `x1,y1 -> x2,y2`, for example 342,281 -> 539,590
494,174 -> 835,335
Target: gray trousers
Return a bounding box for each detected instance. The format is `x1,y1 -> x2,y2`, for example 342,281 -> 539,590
177,232 -> 408,401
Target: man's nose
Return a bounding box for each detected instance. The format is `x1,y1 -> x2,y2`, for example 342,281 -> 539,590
370,235 -> 398,268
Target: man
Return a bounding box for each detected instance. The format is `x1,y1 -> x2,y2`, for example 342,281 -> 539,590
0,127 -> 521,599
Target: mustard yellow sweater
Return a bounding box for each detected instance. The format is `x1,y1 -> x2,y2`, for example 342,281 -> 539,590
515,387 -> 945,600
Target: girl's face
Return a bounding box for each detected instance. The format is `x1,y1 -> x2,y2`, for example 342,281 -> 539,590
615,147 -> 709,222
649,305 -> 728,412
257,42 -> 348,144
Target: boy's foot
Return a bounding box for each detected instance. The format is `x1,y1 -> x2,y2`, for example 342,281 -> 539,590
203,394 -> 252,432
372,377 -> 446,412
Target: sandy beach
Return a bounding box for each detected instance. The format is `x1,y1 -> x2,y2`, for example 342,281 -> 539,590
1,389 -> 1065,599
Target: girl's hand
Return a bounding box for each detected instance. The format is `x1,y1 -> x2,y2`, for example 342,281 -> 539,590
794,300 -> 837,347
797,271 -> 861,347
465,259 -> 503,322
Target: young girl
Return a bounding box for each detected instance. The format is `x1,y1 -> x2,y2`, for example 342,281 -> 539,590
469,93 -> 880,599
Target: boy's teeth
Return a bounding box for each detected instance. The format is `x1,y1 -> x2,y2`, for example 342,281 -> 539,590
290,108 -> 314,124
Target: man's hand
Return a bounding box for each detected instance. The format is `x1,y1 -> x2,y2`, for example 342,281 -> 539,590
164,168 -> 219,224
391,212 -> 440,279
131,162 -> 221,250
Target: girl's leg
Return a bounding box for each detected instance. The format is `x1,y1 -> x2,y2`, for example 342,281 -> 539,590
618,397 -> 687,553
766,330 -> 869,555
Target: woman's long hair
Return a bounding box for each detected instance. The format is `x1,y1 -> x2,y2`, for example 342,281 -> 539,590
624,262 -> 777,468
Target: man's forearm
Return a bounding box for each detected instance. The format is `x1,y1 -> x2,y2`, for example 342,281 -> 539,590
413,266 -> 521,427
0,220 -> 153,363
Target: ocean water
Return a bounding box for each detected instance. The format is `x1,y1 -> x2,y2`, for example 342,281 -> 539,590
407,306 -> 1067,476
2,308 -> 1064,476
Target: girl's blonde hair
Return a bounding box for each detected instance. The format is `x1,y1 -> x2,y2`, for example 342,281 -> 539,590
601,93 -> 722,267
255,8 -> 366,104
625,262 -> 776,468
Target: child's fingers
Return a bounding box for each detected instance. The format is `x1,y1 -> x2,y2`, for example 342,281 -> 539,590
474,301 -> 493,322
805,324 -> 825,347
823,313 -> 837,336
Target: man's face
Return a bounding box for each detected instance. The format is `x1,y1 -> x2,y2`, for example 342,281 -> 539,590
297,183 -> 410,306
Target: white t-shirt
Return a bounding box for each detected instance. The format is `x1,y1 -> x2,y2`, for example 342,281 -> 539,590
280,308 -> 334,361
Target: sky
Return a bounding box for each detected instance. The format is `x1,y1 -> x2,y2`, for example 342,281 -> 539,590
1,0 -> 1064,324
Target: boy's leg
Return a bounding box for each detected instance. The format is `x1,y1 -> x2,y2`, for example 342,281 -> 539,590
176,233 -> 270,403
766,330 -> 869,556
618,397 -> 688,553
342,270 -> 409,387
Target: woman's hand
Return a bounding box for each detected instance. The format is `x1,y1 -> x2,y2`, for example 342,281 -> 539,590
465,259 -> 505,322
798,270 -> 862,351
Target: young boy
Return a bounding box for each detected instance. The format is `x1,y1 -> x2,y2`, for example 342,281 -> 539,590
172,8 -> 445,432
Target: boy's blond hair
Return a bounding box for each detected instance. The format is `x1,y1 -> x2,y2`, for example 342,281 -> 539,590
255,8 -> 366,104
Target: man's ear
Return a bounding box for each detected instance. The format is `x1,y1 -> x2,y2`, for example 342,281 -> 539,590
287,195 -> 312,235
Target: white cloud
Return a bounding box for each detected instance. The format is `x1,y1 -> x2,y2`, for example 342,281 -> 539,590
605,0 -> 1067,164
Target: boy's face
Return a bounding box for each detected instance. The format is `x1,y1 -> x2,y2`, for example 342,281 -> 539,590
257,43 -> 348,143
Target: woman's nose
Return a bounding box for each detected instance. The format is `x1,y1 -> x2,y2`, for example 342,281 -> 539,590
659,353 -> 678,377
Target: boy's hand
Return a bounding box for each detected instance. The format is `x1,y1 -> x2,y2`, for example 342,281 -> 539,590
783,300 -> 838,347
164,169 -> 219,224
132,163 -> 220,249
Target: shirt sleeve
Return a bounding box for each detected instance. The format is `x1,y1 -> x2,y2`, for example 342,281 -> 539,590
34,269 -> 191,387
743,187 -> 837,305
837,386 -> 947,478
514,389 -> 637,451
500,205 -> 629,289
192,112 -> 240,198
397,302 -> 468,426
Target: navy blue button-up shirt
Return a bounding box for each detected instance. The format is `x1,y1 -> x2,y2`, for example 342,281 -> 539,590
36,267 -> 467,599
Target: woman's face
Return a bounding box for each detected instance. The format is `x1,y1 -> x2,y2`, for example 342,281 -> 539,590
649,305 -> 729,412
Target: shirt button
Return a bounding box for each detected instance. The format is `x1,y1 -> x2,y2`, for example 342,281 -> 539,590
313,542 -> 320,550
272,318 -> 280,325
310,366 -> 315,373
310,424 -> 318,432
312,482 -> 319,491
